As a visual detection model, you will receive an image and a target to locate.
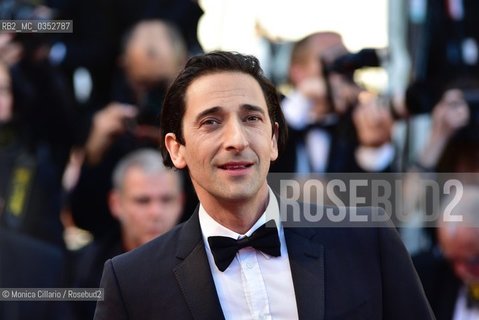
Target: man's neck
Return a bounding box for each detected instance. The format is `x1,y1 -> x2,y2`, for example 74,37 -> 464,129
198,185 -> 270,234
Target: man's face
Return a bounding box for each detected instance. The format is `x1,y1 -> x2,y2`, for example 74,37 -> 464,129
439,227 -> 479,284
166,71 -> 278,208
110,167 -> 183,250
0,65 -> 12,122
123,21 -> 179,86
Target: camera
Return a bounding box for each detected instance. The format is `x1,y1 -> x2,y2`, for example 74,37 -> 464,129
320,48 -> 382,113
322,48 -> 381,78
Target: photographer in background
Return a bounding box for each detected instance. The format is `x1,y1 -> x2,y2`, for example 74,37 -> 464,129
0,7 -> 81,247
401,77 -> 479,254
69,20 -> 192,239
271,31 -> 394,174
407,71 -> 479,174
84,20 -> 187,166
413,86 -> 471,173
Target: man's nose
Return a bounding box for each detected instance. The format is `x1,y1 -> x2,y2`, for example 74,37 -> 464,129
223,118 -> 249,151
147,201 -> 164,220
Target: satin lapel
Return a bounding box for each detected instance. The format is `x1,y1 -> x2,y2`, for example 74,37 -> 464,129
285,227 -> 325,320
173,210 -> 225,320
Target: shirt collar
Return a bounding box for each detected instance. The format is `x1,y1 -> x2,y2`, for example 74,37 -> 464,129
199,187 -> 283,246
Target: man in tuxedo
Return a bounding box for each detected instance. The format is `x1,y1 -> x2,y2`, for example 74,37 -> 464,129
414,186 -> 479,320
72,148 -> 184,319
271,32 -> 394,174
94,51 -> 434,319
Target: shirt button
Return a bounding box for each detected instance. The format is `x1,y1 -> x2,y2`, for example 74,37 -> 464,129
246,261 -> 253,269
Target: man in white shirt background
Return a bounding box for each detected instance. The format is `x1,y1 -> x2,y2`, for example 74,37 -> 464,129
272,31 -> 395,174
414,185 -> 479,320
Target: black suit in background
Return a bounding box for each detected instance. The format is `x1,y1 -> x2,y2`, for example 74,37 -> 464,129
0,229 -> 68,320
271,122 -> 359,174
0,59 -> 79,248
70,228 -> 124,320
94,203 -> 434,320
271,110 -> 393,174
406,0 -> 479,114
413,249 -> 462,320
49,0 -> 117,110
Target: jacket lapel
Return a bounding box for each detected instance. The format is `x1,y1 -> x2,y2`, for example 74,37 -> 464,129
173,210 -> 225,320
285,227 -> 325,320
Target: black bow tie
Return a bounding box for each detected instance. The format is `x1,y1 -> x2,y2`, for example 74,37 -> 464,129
207,220 -> 281,272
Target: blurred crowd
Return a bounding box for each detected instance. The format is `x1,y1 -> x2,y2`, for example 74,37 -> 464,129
0,0 -> 479,319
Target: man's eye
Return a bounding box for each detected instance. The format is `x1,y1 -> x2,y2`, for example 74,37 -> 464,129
160,195 -> 176,204
134,197 -> 151,205
201,118 -> 220,126
246,115 -> 261,122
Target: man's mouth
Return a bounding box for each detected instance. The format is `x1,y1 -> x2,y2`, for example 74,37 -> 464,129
218,162 -> 254,170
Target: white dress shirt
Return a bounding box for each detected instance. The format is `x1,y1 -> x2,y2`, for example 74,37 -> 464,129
453,286 -> 479,320
282,90 -> 394,173
199,188 -> 299,320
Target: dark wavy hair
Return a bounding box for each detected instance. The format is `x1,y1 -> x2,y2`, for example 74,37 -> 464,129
159,51 -> 288,168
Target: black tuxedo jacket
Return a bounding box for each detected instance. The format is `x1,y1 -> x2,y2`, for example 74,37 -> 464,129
270,111 -> 388,174
94,206 -> 434,320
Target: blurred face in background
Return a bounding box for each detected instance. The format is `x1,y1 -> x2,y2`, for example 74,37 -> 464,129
289,32 -> 348,86
439,226 -> 479,284
109,166 -> 183,251
122,20 -> 184,88
0,63 -> 13,123
289,32 -> 351,118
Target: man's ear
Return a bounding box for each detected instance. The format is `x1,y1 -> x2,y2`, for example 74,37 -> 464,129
270,122 -> 279,162
108,191 -> 122,221
289,64 -> 305,86
165,133 -> 187,169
